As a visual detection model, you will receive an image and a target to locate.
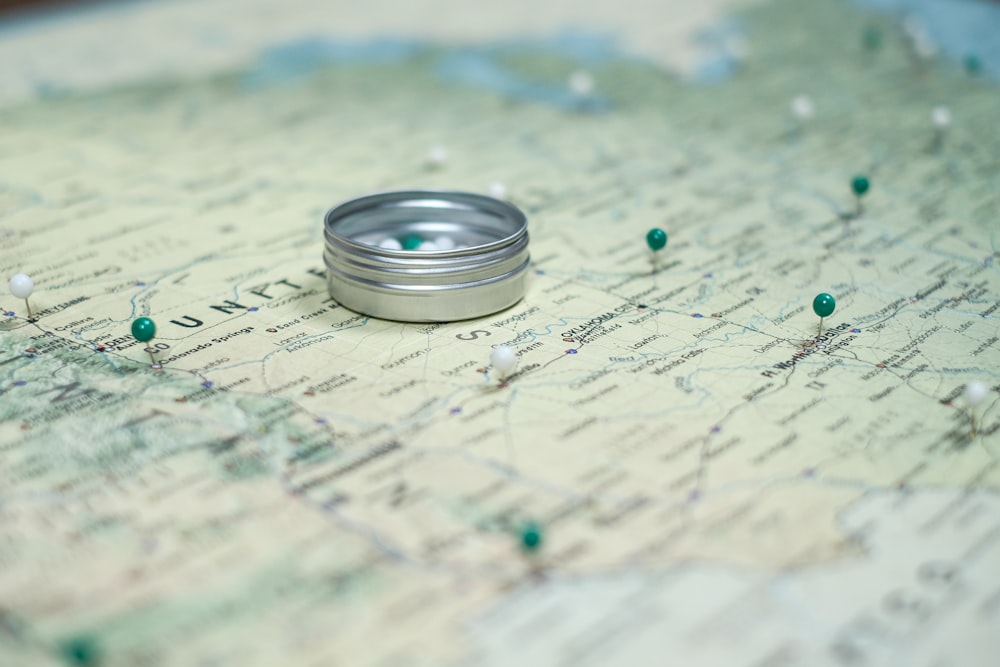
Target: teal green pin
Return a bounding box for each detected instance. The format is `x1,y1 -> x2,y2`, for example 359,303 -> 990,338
646,228 -> 668,252
851,175 -> 870,217
130,316 -> 158,366
963,54 -> 982,76
58,635 -> 101,666
646,228 -> 668,271
518,521 -> 544,555
402,235 -> 423,250
812,293 -> 836,336
862,25 -> 883,53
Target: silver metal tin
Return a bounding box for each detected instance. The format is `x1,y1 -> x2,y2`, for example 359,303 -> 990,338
323,190 -> 530,322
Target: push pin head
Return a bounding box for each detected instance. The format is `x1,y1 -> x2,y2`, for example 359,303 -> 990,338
963,53 -> 982,76
488,181 -> 508,200
790,94 -> 815,121
425,145 -> 448,170
931,106 -> 952,130
964,380 -> 988,406
490,345 -> 518,382
518,521 -> 544,554
568,69 -> 595,98
8,273 -> 34,320
862,25 -> 883,53
646,228 -> 668,252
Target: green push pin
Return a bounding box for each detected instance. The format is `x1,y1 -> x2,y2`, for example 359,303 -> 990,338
401,235 -> 423,250
518,521 -> 544,555
862,25 -> 883,53
646,228 -> 668,252
58,635 -> 101,666
851,175 -> 870,217
812,292 -> 836,337
646,228 -> 668,271
130,316 -> 158,366
963,54 -> 982,76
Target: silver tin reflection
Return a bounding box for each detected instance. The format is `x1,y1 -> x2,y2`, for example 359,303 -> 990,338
323,190 -> 530,322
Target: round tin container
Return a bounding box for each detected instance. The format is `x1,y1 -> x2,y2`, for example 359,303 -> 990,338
323,190 -> 530,322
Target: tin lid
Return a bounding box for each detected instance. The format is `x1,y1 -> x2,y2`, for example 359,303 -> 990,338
323,190 -> 530,322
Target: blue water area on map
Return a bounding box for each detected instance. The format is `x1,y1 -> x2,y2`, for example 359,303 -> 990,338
244,36 -> 423,86
693,18 -> 747,84
851,0 -> 1000,78
245,31 -> 627,109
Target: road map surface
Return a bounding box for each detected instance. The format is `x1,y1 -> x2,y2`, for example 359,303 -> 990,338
1,0 -> 999,665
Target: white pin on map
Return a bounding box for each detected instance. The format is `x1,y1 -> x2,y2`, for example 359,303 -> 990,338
433,235 -> 456,251
488,181 -> 508,200
9,273 -> 34,319
931,105 -> 952,129
9,273 -> 32,299
790,95 -> 815,121
568,70 -> 595,97
426,145 -> 448,169
964,380 -> 988,406
490,345 -> 518,379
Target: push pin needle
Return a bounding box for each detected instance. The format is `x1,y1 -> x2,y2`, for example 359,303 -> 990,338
9,273 -> 34,320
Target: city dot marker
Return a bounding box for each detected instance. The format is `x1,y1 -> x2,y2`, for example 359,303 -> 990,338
490,345 -> 518,381
9,273 -> 34,320
130,316 -> 158,366
402,235 -> 423,251
812,292 -> 836,336
851,175 -> 870,217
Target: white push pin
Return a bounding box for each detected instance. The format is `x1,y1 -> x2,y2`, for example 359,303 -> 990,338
378,237 -> 403,250
964,380 -> 989,436
790,94 -> 815,121
433,235 -> 456,251
568,70 -> 595,97
490,345 -> 518,383
8,273 -> 34,320
931,105 -> 952,129
488,181 -> 508,200
931,105 -> 951,150
426,145 -> 448,170
418,240 -> 440,251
